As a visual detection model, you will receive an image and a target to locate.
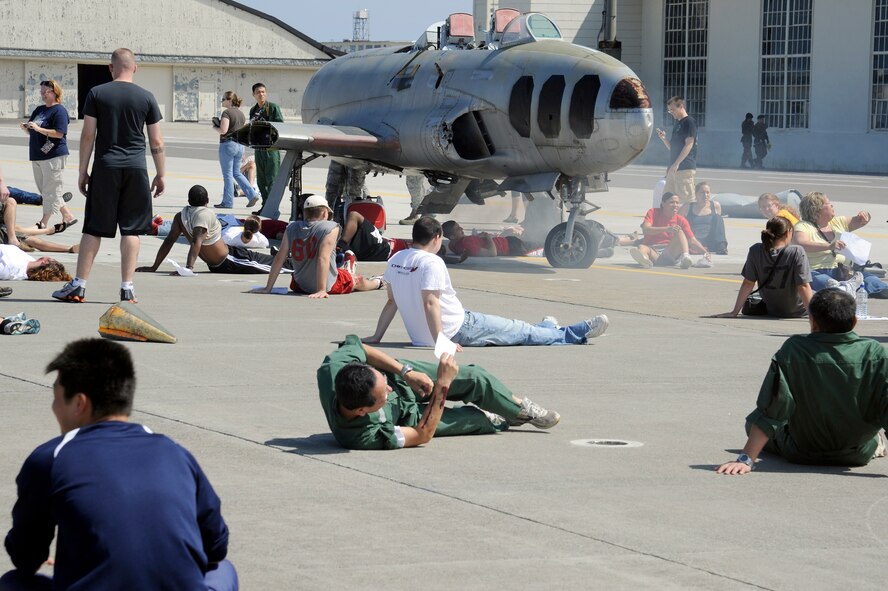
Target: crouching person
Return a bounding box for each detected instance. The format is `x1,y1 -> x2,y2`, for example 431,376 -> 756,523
317,335 -> 561,450
716,289 -> 888,475
2,339 -> 237,590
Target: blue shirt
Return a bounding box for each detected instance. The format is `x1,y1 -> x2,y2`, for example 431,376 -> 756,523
27,103 -> 69,161
4,421 -> 229,590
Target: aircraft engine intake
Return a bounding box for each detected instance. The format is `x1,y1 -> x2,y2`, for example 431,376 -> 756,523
451,111 -> 496,160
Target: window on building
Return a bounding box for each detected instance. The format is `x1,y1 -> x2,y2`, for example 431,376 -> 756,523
663,0 -> 709,126
874,0 -> 888,129
760,0 -> 812,129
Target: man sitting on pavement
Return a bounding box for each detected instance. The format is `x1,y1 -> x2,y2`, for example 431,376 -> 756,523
363,216 -> 608,347
2,338 -> 237,590
137,184 -> 288,275
441,220 -> 532,258
317,335 -> 561,450
255,195 -> 382,298
716,289 -> 888,475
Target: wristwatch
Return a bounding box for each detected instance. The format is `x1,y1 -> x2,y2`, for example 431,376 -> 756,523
736,454 -> 754,469
399,364 -> 414,379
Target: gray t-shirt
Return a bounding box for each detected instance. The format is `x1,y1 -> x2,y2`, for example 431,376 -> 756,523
285,220 -> 339,292
741,243 -> 811,317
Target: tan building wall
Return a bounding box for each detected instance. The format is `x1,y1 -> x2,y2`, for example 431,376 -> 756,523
0,0 -> 335,121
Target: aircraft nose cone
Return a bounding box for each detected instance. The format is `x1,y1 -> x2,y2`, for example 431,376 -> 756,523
627,111 -> 654,152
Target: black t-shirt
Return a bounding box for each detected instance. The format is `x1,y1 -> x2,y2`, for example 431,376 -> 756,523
670,115 -> 697,170
348,220 -> 391,261
83,81 -> 162,169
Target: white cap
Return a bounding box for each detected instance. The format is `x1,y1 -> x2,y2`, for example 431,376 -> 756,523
303,194 -> 333,213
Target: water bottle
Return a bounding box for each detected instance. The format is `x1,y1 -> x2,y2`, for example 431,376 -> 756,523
856,286 -> 868,319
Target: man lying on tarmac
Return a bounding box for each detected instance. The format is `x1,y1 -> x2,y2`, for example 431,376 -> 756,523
317,335 -> 561,450
137,185 -> 292,275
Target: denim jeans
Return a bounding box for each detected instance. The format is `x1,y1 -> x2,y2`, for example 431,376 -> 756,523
218,141 -> 257,207
811,268 -> 888,296
451,310 -> 589,346
8,186 -> 42,205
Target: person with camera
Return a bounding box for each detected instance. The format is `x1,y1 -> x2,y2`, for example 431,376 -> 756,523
213,91 -> 259,209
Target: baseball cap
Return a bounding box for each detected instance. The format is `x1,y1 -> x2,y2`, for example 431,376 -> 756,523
303,194 -> 333,213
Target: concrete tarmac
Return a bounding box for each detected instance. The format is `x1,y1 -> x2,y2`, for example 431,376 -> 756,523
2,120 -> 888,589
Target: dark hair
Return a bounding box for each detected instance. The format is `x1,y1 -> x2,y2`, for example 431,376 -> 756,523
223,90 -> 242,107
761,216 -> 792,250
667,96 -> 685,107
441,220 -> 458,239
252,82 -> 266,93
757,114 -> 766,120
334,362 -> 379,410
413,216 -> 442,245
46,339 -> 136,418
661,191 -> 678,204
242,215 -> 260,241
188,185 -> 209,207
809,289 -> 856,334
745,112 -> 753,119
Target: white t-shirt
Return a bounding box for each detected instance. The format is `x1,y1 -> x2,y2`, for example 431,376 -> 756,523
222,226 -> 269,249
0,244 -> 35,280
384,248 -> 465,346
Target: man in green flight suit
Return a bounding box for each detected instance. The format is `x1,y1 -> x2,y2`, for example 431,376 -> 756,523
317,335 -> 562,450
248,82 -> 283,212
717,288 -> 888,474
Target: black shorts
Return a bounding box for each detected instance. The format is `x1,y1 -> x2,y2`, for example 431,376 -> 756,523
83,166 -> 152,238
208,245 -> 292,274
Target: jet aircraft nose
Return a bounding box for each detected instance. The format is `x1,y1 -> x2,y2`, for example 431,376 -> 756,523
609,77 -> 653,153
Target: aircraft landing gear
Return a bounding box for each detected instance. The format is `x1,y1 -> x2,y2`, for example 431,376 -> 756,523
543,175 -> 605,269
544,222 -> 601,268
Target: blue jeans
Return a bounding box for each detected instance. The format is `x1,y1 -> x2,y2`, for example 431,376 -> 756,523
218,141 -> 256,208
0,561 -> 237,591
8,187 -> 42,205
451,310 -> 589,346
811,268 -> 888,296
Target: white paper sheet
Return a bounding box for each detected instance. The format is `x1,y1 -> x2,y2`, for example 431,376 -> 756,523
166,258 -> 196,277
838,232 -> 871,266
434,332 -> 457,359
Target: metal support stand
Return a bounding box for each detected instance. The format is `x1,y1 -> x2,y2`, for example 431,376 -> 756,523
257,150 -> 321,221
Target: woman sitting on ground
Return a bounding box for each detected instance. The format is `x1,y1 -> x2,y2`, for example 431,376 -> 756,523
679,181 -> 728,254
757,192 -> 799,226
793,191 -> 888,297
713,216 -> 812,318
630,192 -> 710,269
0,244 -> 71,281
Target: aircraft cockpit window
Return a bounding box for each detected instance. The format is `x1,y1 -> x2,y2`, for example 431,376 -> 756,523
501,13 -> 562,47
526,14 -> 561,39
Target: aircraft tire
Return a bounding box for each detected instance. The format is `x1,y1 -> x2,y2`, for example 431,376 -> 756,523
544,222 -> 600,269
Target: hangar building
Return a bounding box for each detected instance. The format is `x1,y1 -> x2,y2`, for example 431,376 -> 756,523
0,0 -> 338,122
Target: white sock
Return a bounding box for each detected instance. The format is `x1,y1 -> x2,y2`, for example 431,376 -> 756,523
72,278 -> 86,287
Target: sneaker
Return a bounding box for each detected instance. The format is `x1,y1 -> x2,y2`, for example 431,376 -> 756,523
52,281 -> 85,303
120,288 -> 138,304
247,196 -> 260,208
342,250 -> 357,275
825,278 -> 841,288
0,286 -> 11,298
62,191 -> 73,202
1,318 -> 40,335
630,247 -> 653,268
585,314 -> 609,339
509,397 -> 561,429
399,211 -> 421,225
679,253 -> 693,269
693,256 -> 713,268
481,410 -> 510,432
213,203 -> 232,209
846,272 -> 865,294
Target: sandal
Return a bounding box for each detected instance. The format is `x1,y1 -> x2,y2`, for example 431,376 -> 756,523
53,221 -> 68,234
36,222 -> 46,230
63,218 -> 78,228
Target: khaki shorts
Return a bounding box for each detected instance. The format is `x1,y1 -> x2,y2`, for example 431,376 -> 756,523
665,169 -> 696,203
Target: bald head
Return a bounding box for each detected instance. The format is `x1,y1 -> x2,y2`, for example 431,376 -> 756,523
110,48 -> 137,79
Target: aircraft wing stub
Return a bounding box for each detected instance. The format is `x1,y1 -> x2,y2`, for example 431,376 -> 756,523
230,121 -> 398,156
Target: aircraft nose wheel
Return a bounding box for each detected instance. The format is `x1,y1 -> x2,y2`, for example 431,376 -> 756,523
544,222 -> 600,268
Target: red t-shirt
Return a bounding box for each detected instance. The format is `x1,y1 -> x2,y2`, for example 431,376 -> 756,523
641,209 -> 695,246
448,235 -> 510,256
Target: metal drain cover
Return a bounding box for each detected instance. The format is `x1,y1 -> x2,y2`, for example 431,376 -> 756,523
571,438 -> 644,448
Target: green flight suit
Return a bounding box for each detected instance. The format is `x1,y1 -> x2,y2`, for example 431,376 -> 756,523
747,331 -> 888,466
317,335 -> 521,450
249,101 -> 283,205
